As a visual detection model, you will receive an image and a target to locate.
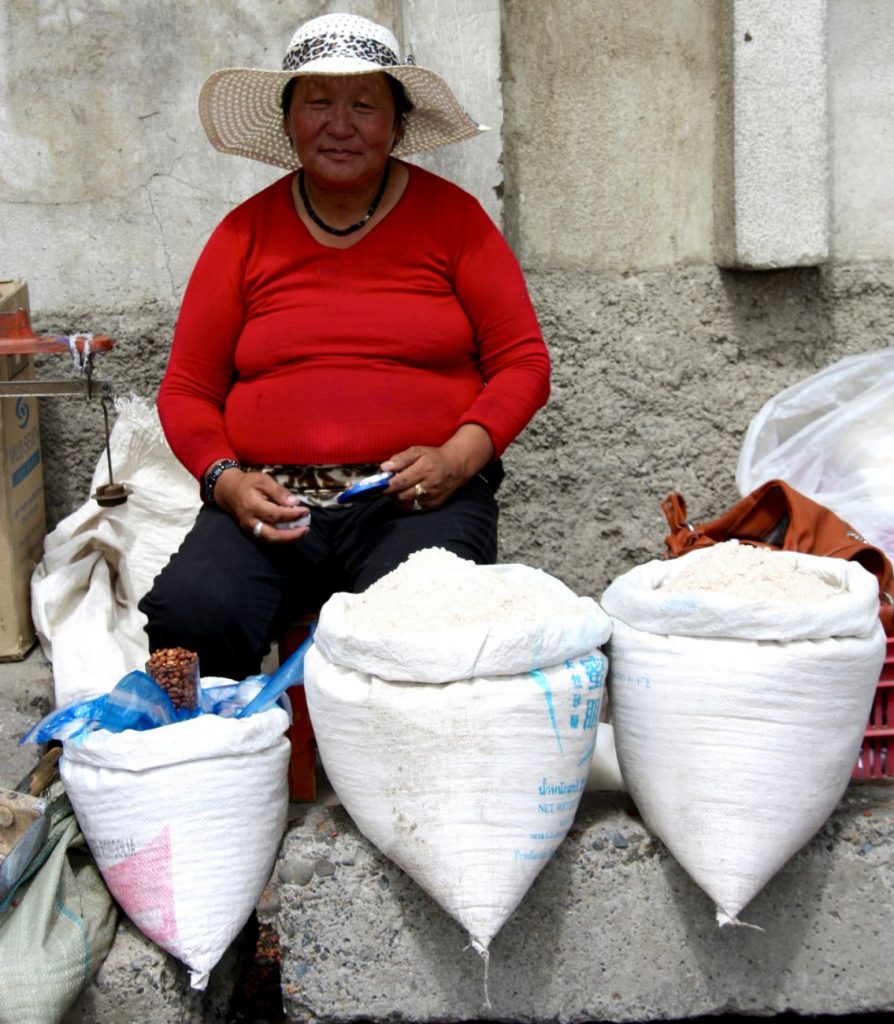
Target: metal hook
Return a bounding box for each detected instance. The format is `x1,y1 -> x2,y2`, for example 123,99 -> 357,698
92,385 -> 129,506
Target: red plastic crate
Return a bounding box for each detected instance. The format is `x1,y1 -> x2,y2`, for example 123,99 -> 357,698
852,636 -> 894,780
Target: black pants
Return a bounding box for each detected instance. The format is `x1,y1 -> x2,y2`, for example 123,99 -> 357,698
138,473 -> 499,680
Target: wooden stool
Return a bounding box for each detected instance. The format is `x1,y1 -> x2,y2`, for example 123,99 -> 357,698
278,616 -> 319,802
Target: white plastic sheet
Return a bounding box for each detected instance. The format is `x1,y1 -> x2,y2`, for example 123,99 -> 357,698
737,347 -> 894,558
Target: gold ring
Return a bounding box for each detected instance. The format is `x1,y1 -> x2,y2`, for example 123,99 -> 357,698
414,483 -> 427,499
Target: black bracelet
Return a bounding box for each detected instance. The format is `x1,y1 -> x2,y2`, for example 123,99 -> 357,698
201,459 -> 242,505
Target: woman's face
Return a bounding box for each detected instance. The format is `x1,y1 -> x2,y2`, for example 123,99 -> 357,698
285,73 -> 399,190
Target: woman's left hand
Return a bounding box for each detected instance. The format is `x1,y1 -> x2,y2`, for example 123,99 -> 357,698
381,424 -> 494,511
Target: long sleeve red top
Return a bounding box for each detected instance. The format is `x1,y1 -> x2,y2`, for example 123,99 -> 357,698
157,164 -> 550,480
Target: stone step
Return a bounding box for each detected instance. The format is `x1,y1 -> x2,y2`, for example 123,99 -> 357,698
273,785 -> 894,1022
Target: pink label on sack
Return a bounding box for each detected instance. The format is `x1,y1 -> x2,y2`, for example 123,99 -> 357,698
103,826 -> 180,946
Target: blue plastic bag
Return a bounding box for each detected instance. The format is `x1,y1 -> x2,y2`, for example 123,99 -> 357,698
21,630 -> 315,745
20,671 -> 187,745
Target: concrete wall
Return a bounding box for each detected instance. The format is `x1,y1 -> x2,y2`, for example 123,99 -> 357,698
2,0 -> 892,570
502,0 -> 718,271
0,0 -> 498,313
829,0 -> 894,260
501,0 -> 894,270
274,787 -> 894,1022
497,0 -> 894,599
713,0 -> 829,268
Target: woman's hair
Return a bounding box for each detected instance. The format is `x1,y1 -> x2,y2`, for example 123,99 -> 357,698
280,74 -> 414,132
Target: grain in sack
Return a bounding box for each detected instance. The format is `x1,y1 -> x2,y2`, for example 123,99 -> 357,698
601,541 -> 885,925
60,700 -> 290,988
305,548 -> 612,956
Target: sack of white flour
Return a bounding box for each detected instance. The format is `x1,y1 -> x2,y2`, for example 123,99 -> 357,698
601,541 -> 886,925
313,549 -> 608,682
60,703 -> 290,988
305,548 -> 611,955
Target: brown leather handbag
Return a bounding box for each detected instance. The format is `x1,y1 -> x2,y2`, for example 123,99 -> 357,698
661,479 -> 894,635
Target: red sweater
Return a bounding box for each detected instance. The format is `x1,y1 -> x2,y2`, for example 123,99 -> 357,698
157,164 -> 550,479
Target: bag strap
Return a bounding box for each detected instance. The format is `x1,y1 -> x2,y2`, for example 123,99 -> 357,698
661,480 -> 894,635
661,481 -> 793,555
661,492 -> 708,557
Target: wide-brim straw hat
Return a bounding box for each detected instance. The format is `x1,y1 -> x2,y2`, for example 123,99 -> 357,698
199,12 -> 488,169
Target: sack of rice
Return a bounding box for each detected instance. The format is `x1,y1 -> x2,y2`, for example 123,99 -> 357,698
60,702 -> 290,988
601,540 -> 885,925
306,547 -> 611,956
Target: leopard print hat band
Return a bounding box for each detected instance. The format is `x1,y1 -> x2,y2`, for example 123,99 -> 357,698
282,20 -> 402,74
199,13 -> 488,170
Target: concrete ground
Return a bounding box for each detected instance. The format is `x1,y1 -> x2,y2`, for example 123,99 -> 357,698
0,642 -> 55,790
3,643 -> 893,1024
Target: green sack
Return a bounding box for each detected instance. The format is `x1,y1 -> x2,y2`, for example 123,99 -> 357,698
0,779 -> 117,1024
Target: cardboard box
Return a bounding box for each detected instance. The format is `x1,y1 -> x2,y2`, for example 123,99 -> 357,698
0,279 -> 46,659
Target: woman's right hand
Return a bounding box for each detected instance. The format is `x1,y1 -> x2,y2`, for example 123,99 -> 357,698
213,468 -> 310,543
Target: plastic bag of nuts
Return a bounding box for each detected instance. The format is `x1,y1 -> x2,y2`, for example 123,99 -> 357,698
146,647 -> 200,711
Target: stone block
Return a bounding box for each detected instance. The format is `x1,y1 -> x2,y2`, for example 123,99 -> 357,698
63,917 -> 239,1024
715,0 -> 829,267
276,786 -> 893,1022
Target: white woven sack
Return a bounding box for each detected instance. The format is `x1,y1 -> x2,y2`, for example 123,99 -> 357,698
304,643 -> 606,954
313,562 -> 610,682
602,554 -> 886,925
60,705 -> 290,989
31,396 -> 200,706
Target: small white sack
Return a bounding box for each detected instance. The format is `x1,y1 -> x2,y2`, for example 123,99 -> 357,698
585,721 -> 626,792
305,644 -> 606,953
60,704 -> 290,989
314,561 -> 610,683
602,549 -> 886,924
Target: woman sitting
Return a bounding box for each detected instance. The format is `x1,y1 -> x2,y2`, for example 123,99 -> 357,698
139,12 -> 551,680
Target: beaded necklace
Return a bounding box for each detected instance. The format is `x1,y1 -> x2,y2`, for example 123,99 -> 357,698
298,161 -> 391,237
